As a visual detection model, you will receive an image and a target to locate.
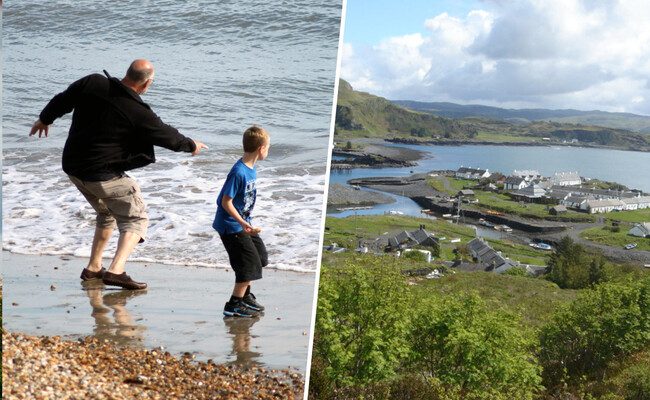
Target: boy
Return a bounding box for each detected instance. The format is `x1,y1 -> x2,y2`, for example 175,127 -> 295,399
213,126 -> 270,317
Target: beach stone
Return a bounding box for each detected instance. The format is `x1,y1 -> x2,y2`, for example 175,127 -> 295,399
2,330 -> 304,399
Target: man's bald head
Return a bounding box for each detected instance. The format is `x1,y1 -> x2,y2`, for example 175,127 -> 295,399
125,59 -> 154,84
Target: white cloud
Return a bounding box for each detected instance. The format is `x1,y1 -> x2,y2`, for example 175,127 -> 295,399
341,0 -> 650,114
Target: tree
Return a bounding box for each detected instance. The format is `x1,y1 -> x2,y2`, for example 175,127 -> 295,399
546,236 -> 590,289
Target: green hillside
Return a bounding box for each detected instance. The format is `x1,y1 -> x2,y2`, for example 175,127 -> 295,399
336,79 -> 650,151
335,79 -> 476,139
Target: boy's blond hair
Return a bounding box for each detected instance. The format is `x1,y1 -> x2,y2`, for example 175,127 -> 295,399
243,126 -> 269,153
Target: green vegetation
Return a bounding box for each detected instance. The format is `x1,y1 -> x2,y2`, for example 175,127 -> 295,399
602,207 -> 650,223
546,237 -> 611,289
540,278 -> 650,390
428,175 -> 596,222
335,80 -> 650,150
581,226 -> 650,251
335,80 -> 475,139
310,253 -> 650,399
324,214 -> 545,265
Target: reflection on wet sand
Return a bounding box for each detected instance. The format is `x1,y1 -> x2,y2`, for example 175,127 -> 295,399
224,317 -> 261,367
83,281 -> 147,347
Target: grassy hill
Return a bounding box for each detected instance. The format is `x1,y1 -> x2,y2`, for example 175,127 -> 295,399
394,99 -> 650,133
336,79 -> 650,151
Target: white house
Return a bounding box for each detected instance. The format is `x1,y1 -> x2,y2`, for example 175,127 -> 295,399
584,199 -> 626,214
455,167 -> 491,180
512,169 -> 542,181
504,176 -> 528,191
629,223 -> 650,238
514,183 -> 547,199
551,171 -> 581,186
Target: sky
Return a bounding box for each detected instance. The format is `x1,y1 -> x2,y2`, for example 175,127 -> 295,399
341,0 -> 650,115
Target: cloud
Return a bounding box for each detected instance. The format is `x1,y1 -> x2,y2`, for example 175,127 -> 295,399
342,0 -> 650,114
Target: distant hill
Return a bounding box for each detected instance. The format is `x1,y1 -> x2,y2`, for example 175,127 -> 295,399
393,100 -> 650,134
335,79 -> 650,151
335,80 -> 476,138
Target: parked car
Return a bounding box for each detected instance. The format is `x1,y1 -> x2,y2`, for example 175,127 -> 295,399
624,243 -> 638,250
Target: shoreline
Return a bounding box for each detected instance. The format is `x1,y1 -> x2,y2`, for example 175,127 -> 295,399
2,251 -> 315,372
385,137 -> 650,153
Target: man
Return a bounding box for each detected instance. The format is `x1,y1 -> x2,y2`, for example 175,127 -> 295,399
30,59 -> 207,290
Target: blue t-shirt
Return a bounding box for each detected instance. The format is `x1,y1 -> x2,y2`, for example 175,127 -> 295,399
213,159 -> 257,235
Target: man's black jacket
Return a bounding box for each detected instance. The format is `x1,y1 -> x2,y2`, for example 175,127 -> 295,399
39,72 -> 197,181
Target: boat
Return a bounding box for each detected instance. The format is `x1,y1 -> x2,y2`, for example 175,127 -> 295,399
336,205 -> 372,212
385,210 -> 404,215
494,224 -> 513,232
478,218 -> 494,228
529,242 -> 552,250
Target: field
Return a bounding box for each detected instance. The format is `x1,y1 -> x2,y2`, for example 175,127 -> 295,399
580,226 -> 650,251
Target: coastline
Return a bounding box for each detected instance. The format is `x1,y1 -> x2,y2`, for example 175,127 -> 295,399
385,137 -> 650,153
2,251 -> 314,398
2,251 -> 315,370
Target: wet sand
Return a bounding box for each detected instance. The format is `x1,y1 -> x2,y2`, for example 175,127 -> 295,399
1,251 -> 316,372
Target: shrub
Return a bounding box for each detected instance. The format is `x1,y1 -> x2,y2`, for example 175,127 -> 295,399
409,294 -> 542,400
539,278 -> 650,390
314,258 -> 412,385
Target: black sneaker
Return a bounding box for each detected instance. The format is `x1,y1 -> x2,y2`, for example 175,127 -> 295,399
80,267 -> 106,281
223,300 -> 261,318
242,292 -> 265,311
102,271 -> 147,290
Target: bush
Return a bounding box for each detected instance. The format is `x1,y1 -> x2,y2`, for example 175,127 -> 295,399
314,258 -> 412,386
539,278 -> 650,390
409,294 -> 542,400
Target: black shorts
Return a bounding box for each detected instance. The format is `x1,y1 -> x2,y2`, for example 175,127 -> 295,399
219,233 -> 268,283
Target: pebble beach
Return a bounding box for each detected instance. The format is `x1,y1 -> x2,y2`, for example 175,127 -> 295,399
2,330 -> 304,399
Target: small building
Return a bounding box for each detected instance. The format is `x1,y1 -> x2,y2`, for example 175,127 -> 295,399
455,167 -> 491,180
629,223 -> 650,238
549,205 -> 567,215
466,238 -> 518,272
387,228 -> 438,250
457,189 -> 475,197
551,171 -> 581,186
584,199 -> 626,214
512,169 -> 542,181
513,183 -> 547,199
504,176 -> 527,191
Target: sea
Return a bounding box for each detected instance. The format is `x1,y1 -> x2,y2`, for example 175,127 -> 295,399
329,143 -> 650,218
2,1 -> 342,273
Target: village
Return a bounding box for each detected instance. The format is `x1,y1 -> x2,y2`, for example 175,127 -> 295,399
325,165 -> 650,277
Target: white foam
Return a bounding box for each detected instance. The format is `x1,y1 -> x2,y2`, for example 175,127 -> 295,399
3,150 -> 324,273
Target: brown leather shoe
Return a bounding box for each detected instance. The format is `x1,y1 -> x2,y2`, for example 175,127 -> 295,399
80,267 -> 106,281
102,271 -> 147,290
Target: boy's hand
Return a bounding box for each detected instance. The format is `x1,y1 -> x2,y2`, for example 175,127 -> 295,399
241,222 -> 262,234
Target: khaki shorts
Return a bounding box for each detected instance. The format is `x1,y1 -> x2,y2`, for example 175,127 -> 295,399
69,175 -> 148,241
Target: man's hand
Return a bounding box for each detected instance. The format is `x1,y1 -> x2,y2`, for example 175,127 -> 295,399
29,119 -> 50,138
192,140 -> 208,156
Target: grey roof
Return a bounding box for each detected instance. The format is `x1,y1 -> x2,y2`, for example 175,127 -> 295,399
459,189 -> 475,196
514,184 -> 546,198
585,199 -> 626,208
388,228 -> 438,248
467,238 -> 511,269
457,167 -> 487,174
622,196 -> 650,205
550,205 -> 567,211
629,223 -> 650,235
505,176 -> 526,185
